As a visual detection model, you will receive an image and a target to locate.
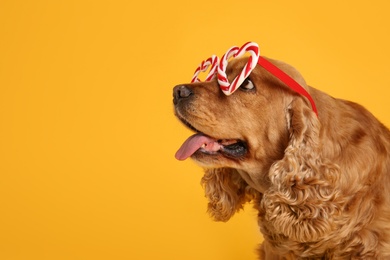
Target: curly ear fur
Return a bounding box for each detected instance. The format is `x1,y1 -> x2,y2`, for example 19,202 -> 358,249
201,168 -> 256,222
260,98 -> 346,253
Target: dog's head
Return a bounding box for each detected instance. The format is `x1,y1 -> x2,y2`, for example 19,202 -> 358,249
173,56 -> 324,222
174,57 -> 313,169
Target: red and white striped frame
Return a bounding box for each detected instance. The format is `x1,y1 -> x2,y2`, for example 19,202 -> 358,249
190,55 -> 219,83
217,42 -> 259,95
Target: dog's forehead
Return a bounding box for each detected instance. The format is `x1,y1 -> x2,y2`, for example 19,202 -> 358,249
224,57 -> 253,82
225,57 -> 250,75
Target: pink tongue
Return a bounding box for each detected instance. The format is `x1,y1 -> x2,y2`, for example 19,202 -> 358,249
175,134 -> 219,160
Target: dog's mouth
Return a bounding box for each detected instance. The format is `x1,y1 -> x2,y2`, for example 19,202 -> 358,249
175,133 -> 247,160
175,117 -> 247,161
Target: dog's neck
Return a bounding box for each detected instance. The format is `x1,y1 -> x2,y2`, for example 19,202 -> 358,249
236,168 -> 272,193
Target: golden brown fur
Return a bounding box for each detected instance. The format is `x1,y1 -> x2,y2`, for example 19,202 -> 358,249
173,57 -> 390,259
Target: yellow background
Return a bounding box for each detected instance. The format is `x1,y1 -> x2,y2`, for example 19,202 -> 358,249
1,1 -> 389,259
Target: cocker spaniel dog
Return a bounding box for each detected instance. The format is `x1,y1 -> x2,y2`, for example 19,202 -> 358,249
173,42 -> 390,259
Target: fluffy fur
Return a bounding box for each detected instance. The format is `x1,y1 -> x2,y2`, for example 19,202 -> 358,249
173,57 -> 390,259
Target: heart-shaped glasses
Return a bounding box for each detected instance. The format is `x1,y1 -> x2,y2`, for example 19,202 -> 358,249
190,41 -> 318,116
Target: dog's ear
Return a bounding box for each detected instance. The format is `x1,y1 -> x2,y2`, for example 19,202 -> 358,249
261,98 -> 344,243
201,167 -> 255,222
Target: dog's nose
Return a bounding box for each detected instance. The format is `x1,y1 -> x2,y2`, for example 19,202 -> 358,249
173,85 -> 193,104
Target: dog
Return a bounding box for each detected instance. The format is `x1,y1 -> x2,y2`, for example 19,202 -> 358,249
173,46 -> 390,259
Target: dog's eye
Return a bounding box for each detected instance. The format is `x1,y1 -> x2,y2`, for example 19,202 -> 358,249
241,79 -> 255,91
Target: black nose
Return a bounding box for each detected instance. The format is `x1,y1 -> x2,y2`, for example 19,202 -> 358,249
173,85 -> 193,105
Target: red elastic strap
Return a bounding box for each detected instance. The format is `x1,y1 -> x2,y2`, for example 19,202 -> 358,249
258,57 -> 318,116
